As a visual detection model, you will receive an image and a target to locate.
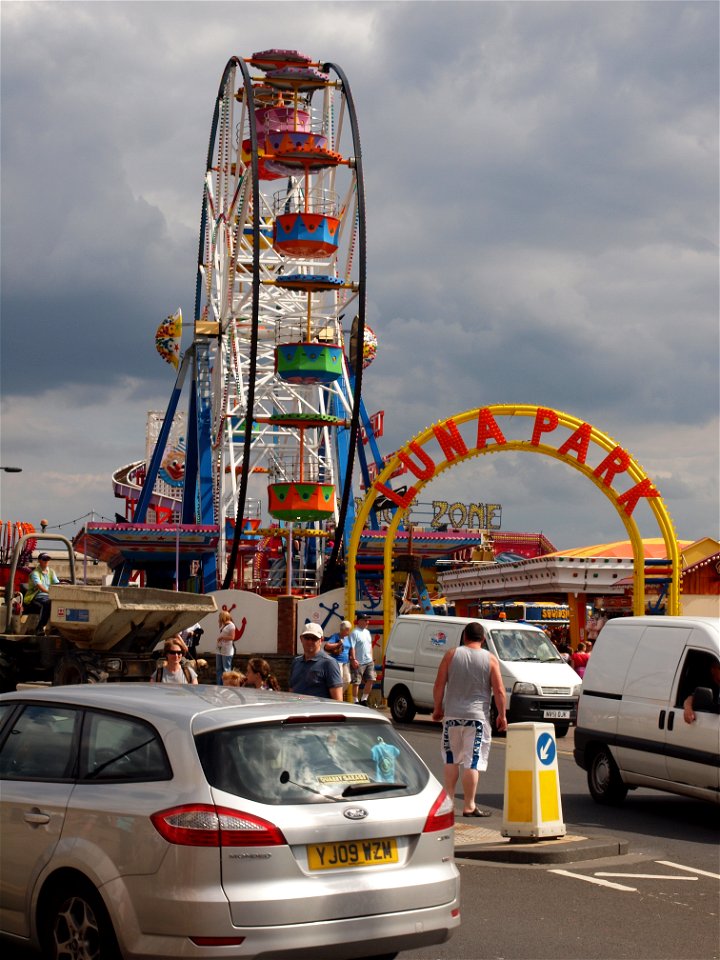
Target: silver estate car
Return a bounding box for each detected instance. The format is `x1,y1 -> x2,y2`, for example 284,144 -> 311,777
0,684 -> 460,960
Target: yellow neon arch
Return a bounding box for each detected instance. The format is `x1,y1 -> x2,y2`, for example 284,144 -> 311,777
346,404 -> 681,642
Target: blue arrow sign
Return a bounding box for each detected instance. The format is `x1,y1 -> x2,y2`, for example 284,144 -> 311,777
536,731 -> 556,766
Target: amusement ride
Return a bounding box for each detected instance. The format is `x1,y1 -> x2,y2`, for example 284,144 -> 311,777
76,49 -> 388,598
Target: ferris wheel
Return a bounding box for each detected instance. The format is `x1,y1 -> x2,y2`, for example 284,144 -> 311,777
193,50 -> 374,590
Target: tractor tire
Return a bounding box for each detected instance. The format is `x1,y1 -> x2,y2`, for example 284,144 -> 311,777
0,650 -> 19,693
53,653 -> 108,687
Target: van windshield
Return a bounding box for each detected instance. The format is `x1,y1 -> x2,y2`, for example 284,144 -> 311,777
490,629 -> 563,663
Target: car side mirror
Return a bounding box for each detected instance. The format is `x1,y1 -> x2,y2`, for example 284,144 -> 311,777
692,687 -> 714,712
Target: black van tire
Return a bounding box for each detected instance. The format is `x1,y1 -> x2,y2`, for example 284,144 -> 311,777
490,699 -> 506,738
588,745 -> 628,805
388,686 -> 416,723
554,722 -> 570,738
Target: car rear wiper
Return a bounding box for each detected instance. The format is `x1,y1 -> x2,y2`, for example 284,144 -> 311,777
279,770 -> 342,802
341,782 -> 407,797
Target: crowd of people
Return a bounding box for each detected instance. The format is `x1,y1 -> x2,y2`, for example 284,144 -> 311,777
545,634 -> 594,676
150,629 -> 282,691
149,609 -> 378,700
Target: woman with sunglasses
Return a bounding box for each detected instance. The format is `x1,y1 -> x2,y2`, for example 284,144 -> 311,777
150,637 -> 199,684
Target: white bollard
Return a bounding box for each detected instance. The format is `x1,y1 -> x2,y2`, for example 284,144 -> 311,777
502,722 -> 566,840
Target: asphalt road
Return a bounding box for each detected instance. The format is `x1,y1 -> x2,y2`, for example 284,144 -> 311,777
396,717 -> 720,960
3,717 -> 717,960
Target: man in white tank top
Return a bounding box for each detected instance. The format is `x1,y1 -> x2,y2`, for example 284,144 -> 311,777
432,622 -> 507,817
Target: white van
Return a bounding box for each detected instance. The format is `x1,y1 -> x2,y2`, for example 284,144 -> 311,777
382,615 -> 582,737
574,616 -> 720,806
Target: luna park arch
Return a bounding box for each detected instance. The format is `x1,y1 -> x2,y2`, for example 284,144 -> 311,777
346,404 -> 681,646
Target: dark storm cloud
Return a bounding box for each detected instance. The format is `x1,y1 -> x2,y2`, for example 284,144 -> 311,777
0,1 -> 210,396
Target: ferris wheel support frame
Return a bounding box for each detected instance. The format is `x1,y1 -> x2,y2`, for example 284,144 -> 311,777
116,350 -> 199,585
192,56 -> 261,589
318,61 -> 367,593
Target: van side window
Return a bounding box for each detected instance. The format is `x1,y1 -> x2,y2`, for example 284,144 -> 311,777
675,651 -> 720,711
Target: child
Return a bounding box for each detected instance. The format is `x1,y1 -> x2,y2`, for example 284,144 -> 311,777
244,657 -> 280,691
222,670 -> 245,687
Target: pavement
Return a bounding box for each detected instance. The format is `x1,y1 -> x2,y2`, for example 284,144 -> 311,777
450,723 -> 628,864
453,819 -> 629,864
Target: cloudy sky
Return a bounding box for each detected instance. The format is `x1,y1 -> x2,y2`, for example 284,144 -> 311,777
1,0 -> 717,552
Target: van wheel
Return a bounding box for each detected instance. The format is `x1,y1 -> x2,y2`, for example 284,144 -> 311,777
490,700 -> 506,738
588,746 -> 628,805
554,723 -> 570,738
388,687 -> 416,723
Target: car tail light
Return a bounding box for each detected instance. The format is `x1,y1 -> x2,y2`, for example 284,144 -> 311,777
151,804 -> 287,847
422,789 -> 455,833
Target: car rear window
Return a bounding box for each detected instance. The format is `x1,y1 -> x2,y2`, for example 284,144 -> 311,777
195,718 -> 429,804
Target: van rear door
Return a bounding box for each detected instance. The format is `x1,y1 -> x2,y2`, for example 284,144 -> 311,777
615,625 -> 692,782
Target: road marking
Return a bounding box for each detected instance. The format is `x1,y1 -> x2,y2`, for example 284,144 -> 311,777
655,860 -> 720,881
549,869 -> 636,892
596,873 -> 697,880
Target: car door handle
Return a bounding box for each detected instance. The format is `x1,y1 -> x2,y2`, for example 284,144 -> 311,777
24,811 -> 51,825
658,710 -> 666,730
667,711 -> 675,731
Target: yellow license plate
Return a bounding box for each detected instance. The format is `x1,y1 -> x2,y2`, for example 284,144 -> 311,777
307,837 -> 398,870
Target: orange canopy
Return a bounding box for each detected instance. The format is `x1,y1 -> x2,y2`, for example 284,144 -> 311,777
549,538 -> 692,560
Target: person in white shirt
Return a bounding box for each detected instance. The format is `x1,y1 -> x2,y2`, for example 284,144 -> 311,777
349,613 -> 375,705
216,610 -> 237,685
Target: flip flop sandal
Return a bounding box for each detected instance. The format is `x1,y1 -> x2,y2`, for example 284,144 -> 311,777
463,807 -> 492,817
